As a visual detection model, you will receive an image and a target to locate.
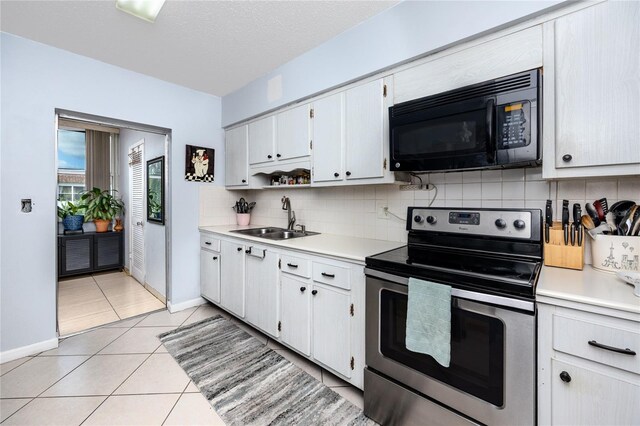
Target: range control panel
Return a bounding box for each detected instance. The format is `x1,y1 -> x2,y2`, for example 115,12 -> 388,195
410,207 -> 539,240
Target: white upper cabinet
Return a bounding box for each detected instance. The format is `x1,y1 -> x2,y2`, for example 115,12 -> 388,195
543,1 -> 640,178
246,104 -> 311,176
345,79 -> 386,180
276,104 -> 311,161
248,116 -> 275,166
225,125 -> 248,187
311,92 -> 344,183
311,77 -> 394,186
393,26 -> 542,104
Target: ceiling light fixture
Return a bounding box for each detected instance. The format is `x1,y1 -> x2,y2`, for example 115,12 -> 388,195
115,0 -> 166,23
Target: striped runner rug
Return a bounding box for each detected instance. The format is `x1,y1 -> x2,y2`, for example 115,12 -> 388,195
159,315 -> 375,426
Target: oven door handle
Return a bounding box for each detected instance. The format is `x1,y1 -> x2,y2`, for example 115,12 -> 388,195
364,268 -> 534,312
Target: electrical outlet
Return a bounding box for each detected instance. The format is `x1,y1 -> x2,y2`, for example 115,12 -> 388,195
377,205 -> 389,219
398,184 -> 435,191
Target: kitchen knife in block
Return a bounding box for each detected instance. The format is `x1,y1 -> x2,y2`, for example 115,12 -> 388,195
543,221 -> 585,270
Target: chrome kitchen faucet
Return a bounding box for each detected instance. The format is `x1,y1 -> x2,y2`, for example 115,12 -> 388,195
281,196 -> 296,230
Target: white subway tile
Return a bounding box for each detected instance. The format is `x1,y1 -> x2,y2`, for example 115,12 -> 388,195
502,200 -> 525,208
363,186 -> 376,200
445,184 -> 463,200
525,167 -> 543,181
462,199 -> 482,208
525,181 -> 550,200
503,168 -> 525,182
446,199 -> 463,207
481,182 -> 502,200
481,170 -> 502,182
482,200 -> 502,208
585,180 -> 618,202
428,173 -> 446,184
462,183 -> 482,199
462,171 -> 482,183
618,178 -> 640,201
557,180 -> 586,200
502,181 -> 525,200
444,172 -> 463,184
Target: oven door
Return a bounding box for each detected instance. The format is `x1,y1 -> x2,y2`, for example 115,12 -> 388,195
389,97 -> 496,172
365,271 -> 535,426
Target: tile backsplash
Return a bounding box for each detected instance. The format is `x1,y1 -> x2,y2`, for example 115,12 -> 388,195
199,168 -> 640,244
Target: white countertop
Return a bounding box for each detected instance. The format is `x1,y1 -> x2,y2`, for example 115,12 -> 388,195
198,224 -> 405,263
537,265 -> 640,316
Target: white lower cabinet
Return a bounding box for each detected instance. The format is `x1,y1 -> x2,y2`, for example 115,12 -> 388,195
219,240 -> 246,317
280,274 -> 311,356
311,282 -> 351,378
245,245 -> 278,336
200,248 -> 220,303
199,232 -> 365,389
538,302 -> 640,425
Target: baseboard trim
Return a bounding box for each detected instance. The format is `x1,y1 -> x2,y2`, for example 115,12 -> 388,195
167,297 -> 207,313
144,282 -> 167,304
0,337 -> 59,363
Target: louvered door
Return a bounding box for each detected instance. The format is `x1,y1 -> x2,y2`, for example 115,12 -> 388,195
129,141 -> 145,284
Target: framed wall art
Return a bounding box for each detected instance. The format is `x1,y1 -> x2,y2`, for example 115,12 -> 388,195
185,145 -> 215,182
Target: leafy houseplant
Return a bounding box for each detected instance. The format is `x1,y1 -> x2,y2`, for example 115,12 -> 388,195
81,187 -> 125,233
57,200 -> 86,232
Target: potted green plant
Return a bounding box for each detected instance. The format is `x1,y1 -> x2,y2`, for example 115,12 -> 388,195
57,200 -> 86,232
81,187 -> 125,233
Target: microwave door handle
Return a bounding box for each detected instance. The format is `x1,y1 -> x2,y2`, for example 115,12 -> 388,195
486,99 -> 496,163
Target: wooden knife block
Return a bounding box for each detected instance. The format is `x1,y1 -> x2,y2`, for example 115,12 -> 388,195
543,221 -> 585,270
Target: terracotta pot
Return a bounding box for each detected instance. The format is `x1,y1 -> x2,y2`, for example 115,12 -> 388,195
94,219 -> 110,233
114,218 -> 124,232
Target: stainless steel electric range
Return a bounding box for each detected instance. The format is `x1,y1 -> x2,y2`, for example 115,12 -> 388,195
364,207 -> 543,426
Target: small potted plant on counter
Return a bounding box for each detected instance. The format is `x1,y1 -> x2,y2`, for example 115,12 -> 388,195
81,187 -> 125,233
57,200 -> 86,234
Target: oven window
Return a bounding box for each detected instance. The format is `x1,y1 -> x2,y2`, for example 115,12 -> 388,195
379,289 -> 504,407
392,109 -> 487,159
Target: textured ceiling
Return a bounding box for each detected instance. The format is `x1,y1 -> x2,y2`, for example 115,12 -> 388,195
0,0 -> 398,96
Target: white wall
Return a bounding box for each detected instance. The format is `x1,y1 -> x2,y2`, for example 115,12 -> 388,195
118,129 -> 167,298
221,0 -> 564,126
0,32 -> 222,355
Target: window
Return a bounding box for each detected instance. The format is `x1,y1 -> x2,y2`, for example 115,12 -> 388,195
57,129 -> 86,203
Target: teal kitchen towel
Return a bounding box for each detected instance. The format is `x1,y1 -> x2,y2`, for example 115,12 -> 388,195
405,277 -> 452,367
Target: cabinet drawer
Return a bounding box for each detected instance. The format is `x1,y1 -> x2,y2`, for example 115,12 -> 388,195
280,254 -> 310,278
312,262 -> 350,290
553,314 -> 640,375
200,234 -> 220,251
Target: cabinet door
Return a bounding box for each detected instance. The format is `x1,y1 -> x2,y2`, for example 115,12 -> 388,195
311,93 -> 344,183
220,240 -> 245,317
245,247 -> 278,336
552,1 -> 640,169
276,104 -> 311,161
58,235 -> 93,276
200,249 -> 220,303
225,126 -> 248,186
280,274 -> 311,355
551,359 -> 640,425
312,283 -> 351,377
248,116 -> 275,165
345,79 -> 386,180
94,232 -> 123,270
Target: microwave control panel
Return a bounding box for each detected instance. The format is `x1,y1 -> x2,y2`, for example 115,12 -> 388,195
497,101 -> 531,149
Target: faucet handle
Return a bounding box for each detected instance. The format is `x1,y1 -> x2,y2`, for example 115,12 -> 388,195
295,224 -> 306,233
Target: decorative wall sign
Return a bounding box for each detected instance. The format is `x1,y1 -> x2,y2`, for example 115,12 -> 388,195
185,145 -> 215,182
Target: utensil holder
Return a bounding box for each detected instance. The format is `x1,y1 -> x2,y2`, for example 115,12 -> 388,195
236,213 -> 251,226
543,221 -> 585,270
590,234 -> 639,274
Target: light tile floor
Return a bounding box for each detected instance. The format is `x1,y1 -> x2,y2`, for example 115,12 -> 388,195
0,303 -> 364,425
58,271 -> 165,336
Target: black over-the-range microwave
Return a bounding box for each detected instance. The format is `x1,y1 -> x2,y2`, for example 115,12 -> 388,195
389,69 -> 541,172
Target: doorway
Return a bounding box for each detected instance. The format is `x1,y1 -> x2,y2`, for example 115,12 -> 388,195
55,111 -> 172,336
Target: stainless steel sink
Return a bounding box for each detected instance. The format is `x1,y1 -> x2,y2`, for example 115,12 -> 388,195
230,227 -> 319,240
